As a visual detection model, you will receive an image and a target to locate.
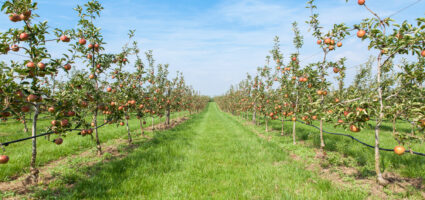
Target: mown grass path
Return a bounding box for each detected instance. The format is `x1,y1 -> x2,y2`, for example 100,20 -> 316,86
39,103 -> 366,199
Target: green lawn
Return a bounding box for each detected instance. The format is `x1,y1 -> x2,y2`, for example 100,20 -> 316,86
0,111 -> 187,181
32,103 -> 366,199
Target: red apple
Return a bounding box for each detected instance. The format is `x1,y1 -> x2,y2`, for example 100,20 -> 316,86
79,38 -> 86,45
0,155 -> 9,164
19,32 -> 29,41
26,62 -> 35,68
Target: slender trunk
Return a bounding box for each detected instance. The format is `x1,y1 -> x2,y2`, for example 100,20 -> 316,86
281,119 -> 284,136
125,118 -> 132,144
151,117 -> 154,131
319,51 -> 327,149
265,115 -> 268,132
30,104 -> 40,183
166,109 -> 171,125
375,54 -> 388,185
92,45 -> 101,156
292,120 -> 296,145
23,113 -> 28,133
392,117 -> 400,144
93,110 -> 102,155
320,119 -> 325,148
139,118 -> 145,137
252,103 -> 256,124
293,77 -> 300,145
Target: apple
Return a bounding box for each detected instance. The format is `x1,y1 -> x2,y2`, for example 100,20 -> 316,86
51,120 -> 58,126
27,94 -> 38,102
357,30 -> 366,38
64,64 -> 71,71
394,146 -> 405,155
324,38 -> 331,44
19,32 -> 29,41
80,101 -> 88,108
9,13 -> 20,22
67,111 -> 75,117
333,67 -> 340,73
60,35 -> 70,42
48,107 -> 55,113
37,62 -> 46,70
54,138 -> 63,145
0,155 -> 9,164
349,124 -> 360,132
79,38 -> 86,45
21,106 -> 30,113
26,62 -> 35,68
60,119 -> 69,127
11,44 -> 19,52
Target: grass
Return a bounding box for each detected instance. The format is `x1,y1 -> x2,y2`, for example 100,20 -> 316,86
30,103 -> 367,199
253,116 -> 425,178
0,111 -> 188,181
232,112 -> 425,198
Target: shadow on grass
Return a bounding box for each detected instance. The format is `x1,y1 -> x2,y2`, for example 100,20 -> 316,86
31,109 -> 207,200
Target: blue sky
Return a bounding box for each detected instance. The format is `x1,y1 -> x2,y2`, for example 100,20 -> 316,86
1,0 -> 424,96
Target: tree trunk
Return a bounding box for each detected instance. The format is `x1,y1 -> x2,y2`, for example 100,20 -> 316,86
318,51 -> 327,149
293,84 -> 300,144
151,117 -> 154,131
166,109 -> 171,125
125,118 -> 132,144
29,104 -> 40,183
292,120 -> 296,145
375,54 -> 388,186
92,47 -> 102,156
93,110 -> 102,156
139,118 -> 145,137
281,119 -> 284,136
265,115 -> 268,132
23,113 -> 28,133
392,117 -> 400,144
252,104 -> 256,124
320,119 -> 325,148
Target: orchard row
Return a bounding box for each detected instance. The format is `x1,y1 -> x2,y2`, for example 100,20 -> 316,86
0,0 -> 209,183
216,0 -> 424,185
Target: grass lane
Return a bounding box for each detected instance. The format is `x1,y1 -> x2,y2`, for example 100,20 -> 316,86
36,103 -> 367,199
0,112 -> 187,181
